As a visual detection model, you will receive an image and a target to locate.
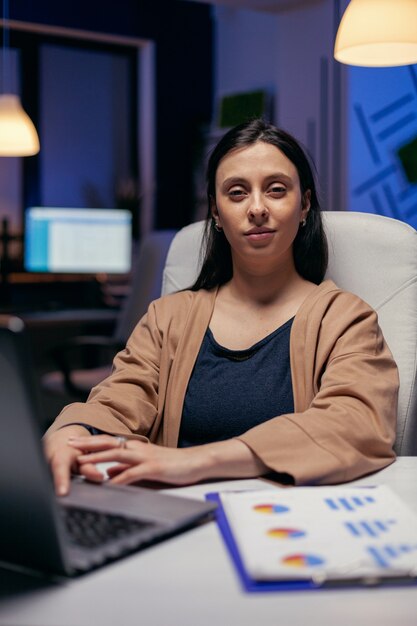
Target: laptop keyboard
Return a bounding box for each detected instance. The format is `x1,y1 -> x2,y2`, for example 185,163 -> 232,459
61,505 -> 156,549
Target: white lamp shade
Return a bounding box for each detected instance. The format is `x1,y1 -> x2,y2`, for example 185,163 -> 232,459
0,94 -> 40,156
334,0 -> 417,67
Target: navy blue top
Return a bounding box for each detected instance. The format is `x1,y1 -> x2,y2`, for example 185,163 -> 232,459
178,318 -> 294,448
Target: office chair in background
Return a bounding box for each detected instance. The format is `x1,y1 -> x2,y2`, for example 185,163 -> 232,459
41,230 -> 177,406
161,212 -> 417,456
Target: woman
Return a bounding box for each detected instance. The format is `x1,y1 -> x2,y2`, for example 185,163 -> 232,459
44,119 -> 398,496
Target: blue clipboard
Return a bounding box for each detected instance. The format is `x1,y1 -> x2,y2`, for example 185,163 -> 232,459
206,492 -> 320,593
206,492 -> 417,593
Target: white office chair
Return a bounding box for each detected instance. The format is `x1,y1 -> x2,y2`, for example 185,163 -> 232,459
161,212 -> 417,456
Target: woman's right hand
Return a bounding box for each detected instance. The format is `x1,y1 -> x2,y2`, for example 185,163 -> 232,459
43,425 -> 91,496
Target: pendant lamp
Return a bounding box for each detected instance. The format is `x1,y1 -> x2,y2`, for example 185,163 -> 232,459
0,93 -> 40,155
0,0 -> 40,156
334,0 -> 417,67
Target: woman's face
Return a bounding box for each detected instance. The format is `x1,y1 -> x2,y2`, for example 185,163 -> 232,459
212,141 -> 310,271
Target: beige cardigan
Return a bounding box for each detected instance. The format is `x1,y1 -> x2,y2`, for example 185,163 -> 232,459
47,280 -> 398,485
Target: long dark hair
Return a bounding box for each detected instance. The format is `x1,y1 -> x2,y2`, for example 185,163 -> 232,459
191,118 -> 328,290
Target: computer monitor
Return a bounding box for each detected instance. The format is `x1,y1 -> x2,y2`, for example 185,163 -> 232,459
24,207 -> 132,274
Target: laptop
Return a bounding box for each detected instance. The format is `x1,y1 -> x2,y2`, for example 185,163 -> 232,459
0,315 -> 216,578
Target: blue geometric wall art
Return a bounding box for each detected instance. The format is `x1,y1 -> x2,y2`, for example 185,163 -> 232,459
348,64 -> 417,229
397,135 -> 417,184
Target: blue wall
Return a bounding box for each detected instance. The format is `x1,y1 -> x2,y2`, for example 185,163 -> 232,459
4,0 -> 214,230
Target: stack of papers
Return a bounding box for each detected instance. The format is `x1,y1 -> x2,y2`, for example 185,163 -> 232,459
208,486 -> 417,591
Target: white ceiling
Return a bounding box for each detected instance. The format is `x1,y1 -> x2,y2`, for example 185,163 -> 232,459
185,0 -> 323,14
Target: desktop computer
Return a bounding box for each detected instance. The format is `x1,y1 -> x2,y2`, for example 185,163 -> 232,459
24,207 -> 132,275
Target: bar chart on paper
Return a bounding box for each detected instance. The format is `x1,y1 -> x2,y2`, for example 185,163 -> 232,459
324,494 -> 376,512
344,519 -> 397,538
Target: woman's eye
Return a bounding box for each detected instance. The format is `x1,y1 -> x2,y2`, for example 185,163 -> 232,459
269,185 -> 286,194
228,189 -> 246,199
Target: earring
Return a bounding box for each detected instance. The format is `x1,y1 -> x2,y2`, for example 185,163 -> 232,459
301,218 -> 307,227
214,220 -> 222,232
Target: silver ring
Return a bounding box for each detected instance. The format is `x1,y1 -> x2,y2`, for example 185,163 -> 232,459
115,436 -> 128,449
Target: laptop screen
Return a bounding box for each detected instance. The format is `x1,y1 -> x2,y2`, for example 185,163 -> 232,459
24,207 -> 132,274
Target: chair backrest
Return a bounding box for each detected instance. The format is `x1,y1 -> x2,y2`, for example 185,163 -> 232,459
162,212 -> 417,455
115,229 -> 177,343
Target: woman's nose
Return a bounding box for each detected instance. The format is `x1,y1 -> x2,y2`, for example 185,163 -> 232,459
247,199 -> 269,220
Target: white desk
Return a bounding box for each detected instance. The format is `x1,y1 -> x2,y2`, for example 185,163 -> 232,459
1,457 -> 417,626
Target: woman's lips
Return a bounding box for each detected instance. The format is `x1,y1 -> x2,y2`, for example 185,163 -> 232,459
245,229 -> 275,241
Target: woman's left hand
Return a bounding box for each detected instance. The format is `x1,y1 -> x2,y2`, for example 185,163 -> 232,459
68,435 -> 204,486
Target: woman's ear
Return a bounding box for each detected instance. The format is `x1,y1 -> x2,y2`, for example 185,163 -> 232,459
210,197 -> 220,225
301,190 -> 311,221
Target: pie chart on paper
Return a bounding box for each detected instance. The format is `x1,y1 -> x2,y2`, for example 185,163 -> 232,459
267,528 -> 306,539
282,554 -> 325,568
253,503 -> 290,514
